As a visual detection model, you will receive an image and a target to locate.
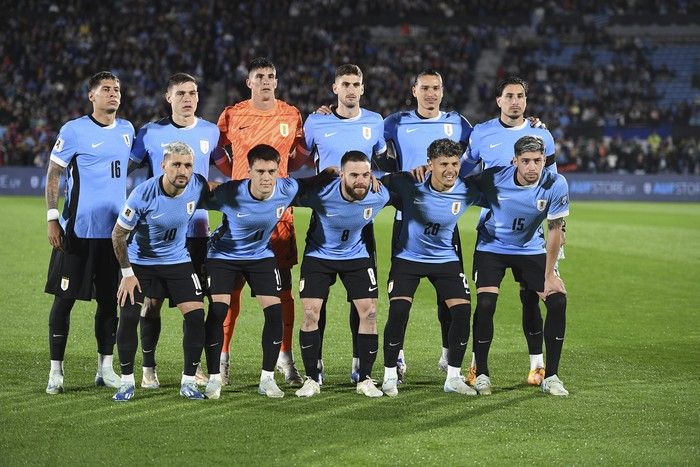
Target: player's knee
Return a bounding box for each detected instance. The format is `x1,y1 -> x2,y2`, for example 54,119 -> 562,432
544,292 -> 566,315
142,298 -> 163,318
448,302 -> 471,327
476,292 -> 499,318
388,299 -> 412,325
208,302 -> 229,325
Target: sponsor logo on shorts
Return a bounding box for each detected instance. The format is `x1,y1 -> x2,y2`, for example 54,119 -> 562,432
387,280 -> 394,294
299,279 -> 305,292
61,277 -> 69,291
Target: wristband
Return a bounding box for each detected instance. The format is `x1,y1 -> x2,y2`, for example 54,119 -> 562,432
47,209 -> 60,222
121,267 -> 135,278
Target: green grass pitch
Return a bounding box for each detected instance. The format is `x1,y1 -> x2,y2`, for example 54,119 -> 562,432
1,196 -> 698,465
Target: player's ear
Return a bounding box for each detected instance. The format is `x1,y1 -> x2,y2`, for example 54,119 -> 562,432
246,78 -> 253,90
359,83 -> 365,95
332,82 -> 338,95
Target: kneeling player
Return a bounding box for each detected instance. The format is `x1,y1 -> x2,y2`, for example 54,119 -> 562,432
470,135 -> 570,396
111,142 -> 210,401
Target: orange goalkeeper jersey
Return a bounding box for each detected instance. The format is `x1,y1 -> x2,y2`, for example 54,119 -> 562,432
217,99 -> 303,180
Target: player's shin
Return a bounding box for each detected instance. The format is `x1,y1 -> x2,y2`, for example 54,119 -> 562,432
205,302 -> 229,375
140,314 -> 161,368
261,303 -> 283,372
473,292 -> 498,377
358,333 -> 379,381
299,329 -> 320,381
384,299 -> 411,367
117,303 -> 141,376
521,289 -> 543,355
447,303 -> 471,369
49,297 -> 74,361
543,293 -> 567,378
182,309 -> 205,377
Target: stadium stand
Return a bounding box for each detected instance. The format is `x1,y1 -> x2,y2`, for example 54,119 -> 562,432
1,0 -> 698,174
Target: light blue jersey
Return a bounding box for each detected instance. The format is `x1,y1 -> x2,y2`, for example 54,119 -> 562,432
473,166 -> 569,255
304,109 -> 386,171
382,172 -> 481,263
117,174 -> 208,265
206,178 -> 301,260
130,117 -> 220,237
297,178 -> 391,260
50,115 -> 134,239
462,118 -> 556,176
384,110 -> 472,171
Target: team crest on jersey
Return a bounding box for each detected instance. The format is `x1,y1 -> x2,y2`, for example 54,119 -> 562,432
61,276 -> 69,291
187,201 -> 196,215
299,279 -> 305,292
53,137 -> 64,153
451,201 -> 461,215
280,123 -> 289,137
122,205 -> 134,221
444,124 -> 454,137
123,134 -> 131,147
537,199 -> 548,211
363,207 -> 373,220
200,140 -> 209,154
362,126 -> 372,140
276,206 -> 285,218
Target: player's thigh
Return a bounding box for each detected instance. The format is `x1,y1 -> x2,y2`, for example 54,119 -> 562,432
473,250 -> 508,290
511,254 -> 546,293
337,258 -> 379,301
159,262 -> 205,306
242,257 -> 283,298
428,261 -> 470,301
387,258 -> 423,299
207,258 -> 243,297
299,256 -> 337,299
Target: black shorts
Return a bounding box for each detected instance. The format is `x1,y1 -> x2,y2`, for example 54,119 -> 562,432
131,262 -> 204,305
300,256 -> 378,300
45,237 -> 119,301
387,257 -> 470,301
147,237 -> 209,305
207,257 -> 281,298
472,250 -> 546,292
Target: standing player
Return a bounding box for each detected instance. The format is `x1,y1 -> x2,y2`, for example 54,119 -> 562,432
44,71 -> 133,394
462,76 -> 559,387
294,151 -> 391,398
469,135 -> 569,397
129,72 -> 225,390
111,142 -> 210,401
383,68 -> 473,380
204,144 -> 336,398
216,57 -> 306,387
303,63 -> 387,383
380,139 -> 482,397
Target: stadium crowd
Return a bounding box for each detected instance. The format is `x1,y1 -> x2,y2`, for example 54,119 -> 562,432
1,0 -> 698,174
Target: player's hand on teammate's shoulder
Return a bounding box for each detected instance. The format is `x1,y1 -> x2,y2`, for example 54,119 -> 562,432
410,164 -> 429,183
313,104 -> 334,115
370,173 -> 382,192
528,116 -> 547,130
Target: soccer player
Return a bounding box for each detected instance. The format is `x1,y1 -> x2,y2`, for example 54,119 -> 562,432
468,135 -> 570,397
383,68 -> 473,380
462,76 -> 559,387
45,71 -> 134,395
294,151 -> 391,398
111,142 -> 211,401
216,57 -> 306,386
303,63 -> 387,383
203,144 -> 336,398
129,72 -> 225,390
380,139 -> 482,397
